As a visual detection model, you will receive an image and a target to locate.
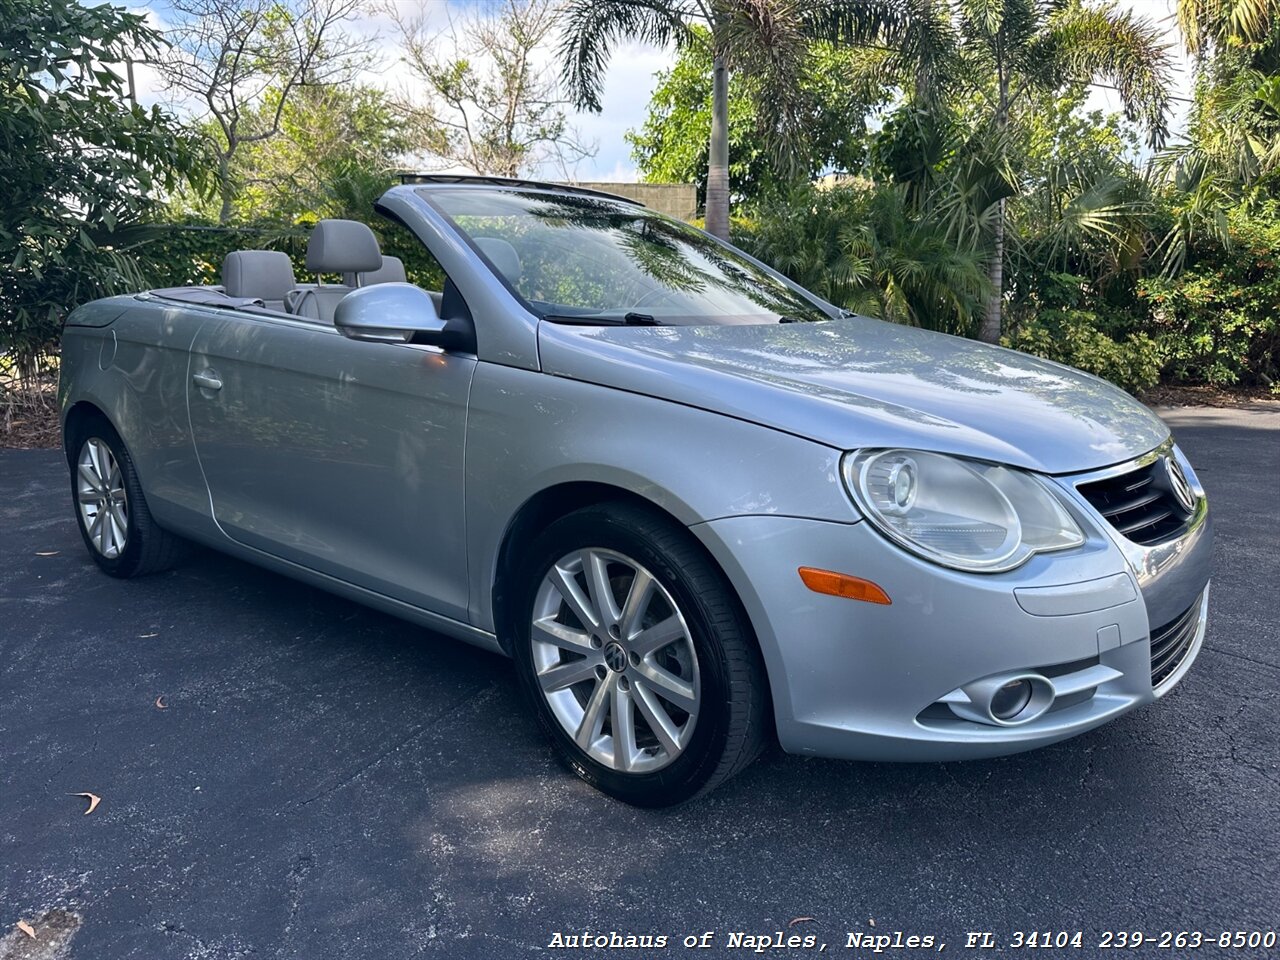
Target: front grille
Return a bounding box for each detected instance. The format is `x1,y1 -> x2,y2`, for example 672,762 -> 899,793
1150,600 -> 1202,687
1077,459 -> 1192,546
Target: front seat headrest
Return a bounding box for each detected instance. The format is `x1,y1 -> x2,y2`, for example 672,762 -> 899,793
306,219 -> 383,276
474,237 -> 522,283
222,250 -> 296,306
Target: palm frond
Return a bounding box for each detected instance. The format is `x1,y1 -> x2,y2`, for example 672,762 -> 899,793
1177,0 -> 1278,56
804,0 -> 959,106
1036,3 -> 1174,148
1150,146 -> 1235,275
556,0 -> 701,112
723,0 -> 813,174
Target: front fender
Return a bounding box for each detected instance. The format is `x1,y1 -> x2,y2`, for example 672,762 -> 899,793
465,363 -> 859,631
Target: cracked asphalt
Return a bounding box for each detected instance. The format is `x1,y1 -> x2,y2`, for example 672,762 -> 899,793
1,405 -> 1277,958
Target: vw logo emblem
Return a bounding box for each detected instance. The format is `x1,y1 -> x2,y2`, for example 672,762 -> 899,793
1165,456 -> 1196,514
603,641 -> 628,673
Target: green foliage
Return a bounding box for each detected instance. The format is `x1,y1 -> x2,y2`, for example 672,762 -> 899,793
138,224 -> 307,288
176,83 -> 408,225
1007,93 -> 1156,298
0,0 -> 209,371
161,0 -> 371,224
1153,1 -> 1280,271
736,182 -> 990,336
151,78 -> 441,291
1005,308 -> 1163,394
1138,204 -> 1280,387
626,32 -> 881,204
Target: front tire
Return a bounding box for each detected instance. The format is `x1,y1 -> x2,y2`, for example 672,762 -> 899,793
513,503 -> 768,806
68,419 -> 186,578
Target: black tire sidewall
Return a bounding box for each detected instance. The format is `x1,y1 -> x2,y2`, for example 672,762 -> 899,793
512,506 -> 742,806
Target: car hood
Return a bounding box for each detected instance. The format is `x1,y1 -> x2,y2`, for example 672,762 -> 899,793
537,316 -> 1169,474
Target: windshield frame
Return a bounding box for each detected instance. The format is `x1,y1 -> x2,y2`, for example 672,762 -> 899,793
413,185 -> 841,326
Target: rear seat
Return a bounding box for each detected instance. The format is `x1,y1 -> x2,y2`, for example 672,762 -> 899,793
222,251 -> 296,313
287,220 -> 384,323
344,255 -> 406,287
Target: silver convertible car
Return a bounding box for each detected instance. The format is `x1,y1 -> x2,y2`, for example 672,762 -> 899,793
60,176 -> 1212,805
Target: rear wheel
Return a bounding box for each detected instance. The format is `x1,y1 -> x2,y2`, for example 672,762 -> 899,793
68,419 -> 186,578
513,503 -> 768,806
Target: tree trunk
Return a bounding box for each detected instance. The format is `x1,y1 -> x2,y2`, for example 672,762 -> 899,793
979,195 -> 1004,344
979,61 -> 1010,345
218,151 -> 233,226
704,50 -> 730,240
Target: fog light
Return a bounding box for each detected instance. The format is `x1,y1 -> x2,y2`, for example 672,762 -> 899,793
990,679 -> 1033,720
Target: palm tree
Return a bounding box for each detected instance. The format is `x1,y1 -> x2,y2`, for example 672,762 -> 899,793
815,0 -> 1173,342
1152,0 -> 1280,271
558,0 -> 815,239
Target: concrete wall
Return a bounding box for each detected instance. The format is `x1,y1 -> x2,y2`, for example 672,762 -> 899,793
570,182 -> 698,221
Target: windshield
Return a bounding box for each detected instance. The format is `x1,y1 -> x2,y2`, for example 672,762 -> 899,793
423,188 -> 830,325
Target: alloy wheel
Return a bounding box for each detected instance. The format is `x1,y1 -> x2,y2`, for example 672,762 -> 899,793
77,438 -> 128,559
530,548 -> 700,774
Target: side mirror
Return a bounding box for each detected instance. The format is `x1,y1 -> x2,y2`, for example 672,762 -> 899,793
334,282 -> 463,348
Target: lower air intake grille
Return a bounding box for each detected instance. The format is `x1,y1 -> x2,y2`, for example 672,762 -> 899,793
1077,459 -> 1192,546
1150,600 -> 1202,687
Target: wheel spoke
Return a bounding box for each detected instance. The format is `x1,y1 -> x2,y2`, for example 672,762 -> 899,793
575,674 -> 612,749
531,617 -> 595,656
630,615 -> 685,657
107,511 -> 125,554
635,660 -> 698,714
583,550 -> 620,625
90,441 -> 110,481
109,502 -> 128,539
633,680 -> 682,756
549,561 -> 599,631
96,509 -> 110,554
78,463 -> 104,494
611,683 -> 636,772
77,488 -> 101,504
537,657 -> 599,693
618,568 -> 654,638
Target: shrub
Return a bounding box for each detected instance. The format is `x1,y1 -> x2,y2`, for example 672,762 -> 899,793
0,0 -> 208,374
1004,308 -> 1163,394
1137,206 -> 1280,389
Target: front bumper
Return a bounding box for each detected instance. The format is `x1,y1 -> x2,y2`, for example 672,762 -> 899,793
690,448 -> 1212,762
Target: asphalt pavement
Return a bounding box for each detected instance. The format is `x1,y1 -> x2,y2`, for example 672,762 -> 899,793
1,406 -> 1277,959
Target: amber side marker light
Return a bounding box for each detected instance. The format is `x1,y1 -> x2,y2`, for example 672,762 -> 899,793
798,567 -> 892,605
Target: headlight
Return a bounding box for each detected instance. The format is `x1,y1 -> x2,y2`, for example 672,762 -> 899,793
842,449 -> 1084,572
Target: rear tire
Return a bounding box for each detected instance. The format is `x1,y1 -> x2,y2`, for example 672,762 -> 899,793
68,418 -> 187,578
512,503 -> 768,806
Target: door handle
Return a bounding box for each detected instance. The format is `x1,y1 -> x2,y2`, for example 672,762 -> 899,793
192,370 -> 223,391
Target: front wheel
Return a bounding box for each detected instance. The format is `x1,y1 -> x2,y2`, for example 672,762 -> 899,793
512,504 -> 768,806
68,419 -> 187,578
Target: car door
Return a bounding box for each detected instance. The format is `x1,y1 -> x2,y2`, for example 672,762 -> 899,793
186,311 -> 476,622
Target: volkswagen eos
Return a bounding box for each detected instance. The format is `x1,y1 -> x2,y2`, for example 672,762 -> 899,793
59,176 -> 1212,805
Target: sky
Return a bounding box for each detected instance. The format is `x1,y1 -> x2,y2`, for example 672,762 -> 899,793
132,0 -> 1196,184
